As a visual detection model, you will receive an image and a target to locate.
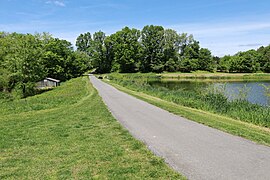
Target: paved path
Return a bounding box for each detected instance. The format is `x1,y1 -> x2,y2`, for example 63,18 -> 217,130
89,75 -> 270,180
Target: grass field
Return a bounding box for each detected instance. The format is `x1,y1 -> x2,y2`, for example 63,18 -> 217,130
0,77 -> 184,179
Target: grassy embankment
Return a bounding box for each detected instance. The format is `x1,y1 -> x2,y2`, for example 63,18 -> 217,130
161,71 -> 270,80
105,73 -> 270,146
0,77 -> 184,179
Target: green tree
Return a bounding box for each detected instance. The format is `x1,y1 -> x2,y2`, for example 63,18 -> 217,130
179,34 -> 196,56
109,27 -> 141,72
140,25 -> 165,72
236,50 -> 260,72
219,55 -> 232,72
179,40 -> 200,71
64,51 -> 91,78
182,40 -> 200,59
42,37 -> 74,81
0,68 -> 10,92
163,29 -> 181,72
179,58 -> 199,72
228,55 -> 242,72
198,48 -> 213,71
0,31 -> 92,98
76,32 -> 92,53
90,31 -> 111,73
1,33 -> 46,97
258,45 -> 270,72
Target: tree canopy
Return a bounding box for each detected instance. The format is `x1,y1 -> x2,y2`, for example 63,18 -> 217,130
219,47 -> 270,73
76,25 -> 270,74
0,32 -> 90,98
1,25 -> 270,98
76,25 -> 217,74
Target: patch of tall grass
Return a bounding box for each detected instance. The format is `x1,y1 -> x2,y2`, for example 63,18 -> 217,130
107,73 -> 270,128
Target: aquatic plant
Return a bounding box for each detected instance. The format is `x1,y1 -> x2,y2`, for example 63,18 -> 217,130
261,84 -> 270,106
236,84 -> 251,101
107,73 -> 270,127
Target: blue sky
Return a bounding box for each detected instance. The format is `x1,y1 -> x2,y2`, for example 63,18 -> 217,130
1,0 -> 270,56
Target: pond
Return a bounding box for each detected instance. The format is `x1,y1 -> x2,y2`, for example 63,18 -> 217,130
149,80 -> 270,106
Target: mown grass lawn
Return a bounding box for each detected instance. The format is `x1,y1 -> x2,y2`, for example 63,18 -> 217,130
0,77 -> 184,179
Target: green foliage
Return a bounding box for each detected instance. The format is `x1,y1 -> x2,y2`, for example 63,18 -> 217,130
258,46 -> 270,72
75,26 -> 270,74
109,27 -> 141,72
140,25 -> 165,72
0,68 -> 10,92
0,33 -> 46,98
0,32 -> 91,98
76,25 -> 216,74
75,32 -> 92,52
179,58 -> 199,72
218,46 -> 270,73
219,55 -> 231,72
163,29 -> 182,72
198,48 -> 213,71
42,37 -> 76,81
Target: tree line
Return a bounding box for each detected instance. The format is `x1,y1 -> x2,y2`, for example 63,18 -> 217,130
218,46 -> 270,73
76,25 -> 270,74
0,32 -> 90,98
1,25 -> 269,98
76,25 -> 214,73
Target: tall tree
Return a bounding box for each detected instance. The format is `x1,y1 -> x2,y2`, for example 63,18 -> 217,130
76,32 -> 92,53
163,29 -> 181,72
179,40 -> 200,72
91,31 -> 110,73
258,46 -> 270,72
238,50 -> 260,72
65,51 -> 91,78
182,40 -> 200,60
1,33 -> 46,97
42,37 -> 74,81
140,25 -> 165,72
198,48 -> 213,71
109,27 -> 141,72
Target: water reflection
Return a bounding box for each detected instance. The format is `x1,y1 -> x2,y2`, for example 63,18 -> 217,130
149,80 -> 270,106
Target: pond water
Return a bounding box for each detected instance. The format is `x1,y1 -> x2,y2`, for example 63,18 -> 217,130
149,80 -> 270,106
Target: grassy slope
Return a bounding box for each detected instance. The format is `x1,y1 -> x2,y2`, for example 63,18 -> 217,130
106,81 -> 270,146
0,77 -> 184,179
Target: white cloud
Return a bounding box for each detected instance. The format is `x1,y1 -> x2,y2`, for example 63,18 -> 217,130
46,0 -> 65,7
167,20 -> 270,56
238,43 -> 263,47
169,21 -> 270,38
79,3 -> 127,10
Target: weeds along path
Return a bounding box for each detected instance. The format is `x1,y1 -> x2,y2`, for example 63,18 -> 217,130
90,75 -> 270,180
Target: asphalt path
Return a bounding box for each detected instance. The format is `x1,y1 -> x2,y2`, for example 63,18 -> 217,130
89,75 -> 270,180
